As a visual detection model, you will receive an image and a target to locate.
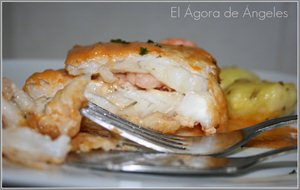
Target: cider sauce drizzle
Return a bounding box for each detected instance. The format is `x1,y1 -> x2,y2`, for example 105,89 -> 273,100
176,118 -> 297,149
219,118 -> 297,148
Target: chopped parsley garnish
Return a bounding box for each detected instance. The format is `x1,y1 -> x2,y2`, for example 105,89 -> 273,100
147,39 -> 154,43
139,47 -> 148,55
110,39 -> 130,44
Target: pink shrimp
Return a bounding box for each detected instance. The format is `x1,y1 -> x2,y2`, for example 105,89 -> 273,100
160,38 -> 198,47
116,73 -> 163,89
126,73 -> 163,89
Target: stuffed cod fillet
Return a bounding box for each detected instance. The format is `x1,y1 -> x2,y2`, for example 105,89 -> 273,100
65,41 -> 228,135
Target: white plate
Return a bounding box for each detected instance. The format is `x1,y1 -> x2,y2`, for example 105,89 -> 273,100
2,60 -> 298,188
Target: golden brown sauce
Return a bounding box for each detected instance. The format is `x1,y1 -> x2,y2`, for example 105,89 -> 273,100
245,126 -> 297,148
64,42 -> 216,70
220,118 -> 297,148
23,69 -> 72,87
65,42 -> 163,66
176,118 -> 297,149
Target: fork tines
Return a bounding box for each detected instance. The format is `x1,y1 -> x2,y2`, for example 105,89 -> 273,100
81,102 -> 188,151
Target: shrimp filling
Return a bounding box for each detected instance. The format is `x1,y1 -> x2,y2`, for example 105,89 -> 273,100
77,57 -> 214,134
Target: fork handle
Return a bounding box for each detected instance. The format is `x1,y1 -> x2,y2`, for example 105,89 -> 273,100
215,115 -> 297,157
243,115 -> 297,138
252,145 -> 297,162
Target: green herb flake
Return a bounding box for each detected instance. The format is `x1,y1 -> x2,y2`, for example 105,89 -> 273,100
139,47 -> 148,56
110,39 -> 130,44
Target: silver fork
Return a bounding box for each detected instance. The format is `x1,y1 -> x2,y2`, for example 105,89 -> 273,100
81,102 -> 297,156
67,145 -> 297,175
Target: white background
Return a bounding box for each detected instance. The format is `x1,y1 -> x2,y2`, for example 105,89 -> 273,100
2,2 -> 297,75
